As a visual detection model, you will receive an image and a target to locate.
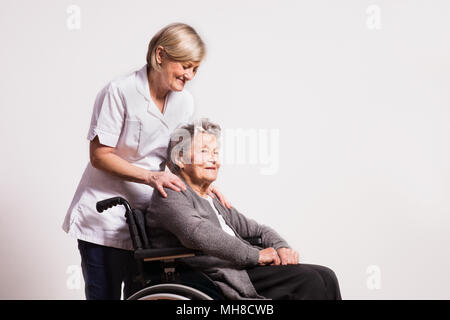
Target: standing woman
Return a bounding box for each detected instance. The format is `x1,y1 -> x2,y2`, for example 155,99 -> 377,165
62,23 -> 230,300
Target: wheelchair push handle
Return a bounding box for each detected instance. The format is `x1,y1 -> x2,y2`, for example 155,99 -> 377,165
96,196 -> 131,213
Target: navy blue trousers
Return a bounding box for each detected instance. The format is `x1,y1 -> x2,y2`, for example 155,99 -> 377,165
77,240 -> 141,300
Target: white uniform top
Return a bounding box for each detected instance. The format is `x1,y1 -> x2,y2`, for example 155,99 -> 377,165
62,65 -> 195,250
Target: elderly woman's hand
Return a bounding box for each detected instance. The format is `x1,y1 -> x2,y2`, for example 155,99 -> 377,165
258,248 -> 281,266
207,185 -> 232,209
276,248 -> 299,265
146,171 -> 187,198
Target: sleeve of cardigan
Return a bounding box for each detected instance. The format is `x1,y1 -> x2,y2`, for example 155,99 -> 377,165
218,202 -> 291,251
148,188 -> 260,268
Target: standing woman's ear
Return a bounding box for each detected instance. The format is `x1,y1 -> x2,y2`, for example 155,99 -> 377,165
155,46 -> 165,65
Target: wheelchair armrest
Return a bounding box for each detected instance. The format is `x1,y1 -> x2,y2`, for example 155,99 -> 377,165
135,247 -> 200,262
244,236 -> 262,246
135,236 -> 262,262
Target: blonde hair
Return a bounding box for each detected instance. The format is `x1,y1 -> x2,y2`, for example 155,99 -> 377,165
146,23 -> 206,71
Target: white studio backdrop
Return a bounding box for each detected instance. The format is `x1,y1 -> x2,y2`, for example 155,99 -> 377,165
0,0 -> 449,299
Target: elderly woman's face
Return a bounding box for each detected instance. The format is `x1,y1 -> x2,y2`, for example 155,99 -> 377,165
182,133 -> 220,184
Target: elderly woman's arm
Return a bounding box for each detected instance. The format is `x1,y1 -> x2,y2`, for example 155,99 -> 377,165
220,203 -> 300,265
217,202 -> 290,251
148,188 -> 260,268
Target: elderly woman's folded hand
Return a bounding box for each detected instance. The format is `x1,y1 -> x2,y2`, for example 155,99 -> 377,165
258,247 -> 281,266
277,247 -> 300,265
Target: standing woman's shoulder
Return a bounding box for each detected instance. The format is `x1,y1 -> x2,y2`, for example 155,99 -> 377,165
88,69 -> 137,147
93,68 -> 137,105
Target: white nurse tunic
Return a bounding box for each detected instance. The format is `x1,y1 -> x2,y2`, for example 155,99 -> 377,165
62,65 -> 195,250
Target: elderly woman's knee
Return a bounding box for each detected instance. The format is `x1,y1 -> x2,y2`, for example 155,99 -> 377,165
285,264 -> 341,299
293,267 -> 327,299
301,264 -> 341,299
313,265 -> 339,285
288,265 -> 324,287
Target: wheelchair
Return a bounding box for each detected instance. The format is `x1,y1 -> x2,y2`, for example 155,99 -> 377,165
96,196 -> 262,300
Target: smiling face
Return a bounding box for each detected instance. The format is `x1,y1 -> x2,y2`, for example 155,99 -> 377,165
156,47 -> 201,92
179,133 -> 220,185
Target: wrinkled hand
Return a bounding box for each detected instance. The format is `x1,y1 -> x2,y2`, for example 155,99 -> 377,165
276,247 -> 299,265
258,247 -> 281,266
146,171 -> 186,198
207,185 -> 232,209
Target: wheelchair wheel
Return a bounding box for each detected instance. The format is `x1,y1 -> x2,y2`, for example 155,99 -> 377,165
127,283 -> 214,300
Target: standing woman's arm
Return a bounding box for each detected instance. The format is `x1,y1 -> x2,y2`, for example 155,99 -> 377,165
87,83 -> 185,198
89,136 -> 186,197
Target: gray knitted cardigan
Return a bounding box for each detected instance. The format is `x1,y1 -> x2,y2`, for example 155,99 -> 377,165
145,179 -> 290,299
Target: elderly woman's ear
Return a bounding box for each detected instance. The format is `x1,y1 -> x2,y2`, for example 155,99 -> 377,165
174,151 -> 185,170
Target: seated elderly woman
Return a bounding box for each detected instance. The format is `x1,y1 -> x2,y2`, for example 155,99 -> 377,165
146,119 -> 341,300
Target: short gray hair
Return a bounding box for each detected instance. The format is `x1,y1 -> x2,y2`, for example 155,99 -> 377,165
167,118 -> 221,174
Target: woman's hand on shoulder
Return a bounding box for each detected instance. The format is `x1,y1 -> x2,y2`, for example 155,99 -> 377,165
146,171 -> 187,198
207,185 -> 232,209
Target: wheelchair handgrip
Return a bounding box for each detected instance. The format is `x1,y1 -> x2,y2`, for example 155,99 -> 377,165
96,197 -> 129,213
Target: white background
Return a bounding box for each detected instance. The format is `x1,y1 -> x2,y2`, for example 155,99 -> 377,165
1,0 -> 449,299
